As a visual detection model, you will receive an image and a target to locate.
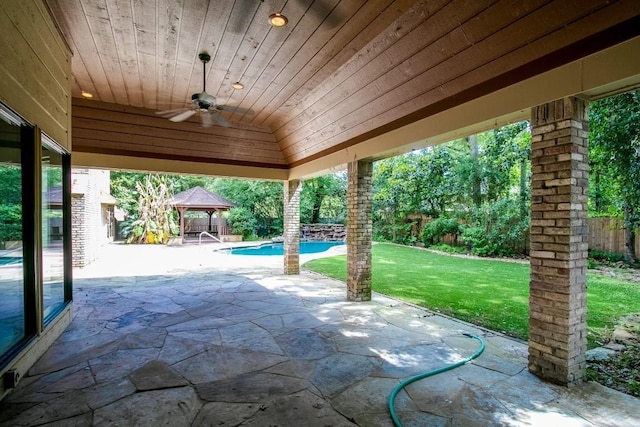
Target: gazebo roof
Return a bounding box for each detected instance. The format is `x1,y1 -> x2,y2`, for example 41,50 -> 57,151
170,186 -> 234,210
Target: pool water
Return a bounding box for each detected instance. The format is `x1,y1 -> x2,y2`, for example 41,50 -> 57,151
227,241 -> 344,256
0,257 -> 22,266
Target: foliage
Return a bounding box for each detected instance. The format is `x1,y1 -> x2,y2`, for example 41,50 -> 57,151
300,174 -> 346,224
0,165 -> 22,205
428,243 -> 467,254
126,175 -> 178,244
0,204 -> 22,242
460,198 -> 530,257
372,122 -> 531,252
587,345 -> 640,398
589,90 -> 640,260
373,145 -> 460,242
0,165 -> 22,243
589,249 -> 640,269
111,171 -> 147,218
304,243 -> 640,348
210,178 -> 283,237
422,217 -> 460,246
111,169 -> 347,239
227,207 -> 257,238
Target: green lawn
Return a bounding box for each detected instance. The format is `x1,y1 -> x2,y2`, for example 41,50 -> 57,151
303,243 -> 640,348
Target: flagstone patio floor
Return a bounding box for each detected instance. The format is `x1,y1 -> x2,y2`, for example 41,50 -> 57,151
0,243 -> 638,426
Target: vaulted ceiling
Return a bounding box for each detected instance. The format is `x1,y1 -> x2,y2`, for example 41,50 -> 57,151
45,0 -> 640,176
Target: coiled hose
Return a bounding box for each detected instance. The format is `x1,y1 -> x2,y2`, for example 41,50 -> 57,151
388,332 -> 486,427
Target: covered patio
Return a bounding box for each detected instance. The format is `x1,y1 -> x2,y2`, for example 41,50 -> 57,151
0,244 -> 637,426
3,0 -> 640,417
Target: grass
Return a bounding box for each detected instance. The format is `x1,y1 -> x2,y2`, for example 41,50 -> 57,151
303,243 -> 640,348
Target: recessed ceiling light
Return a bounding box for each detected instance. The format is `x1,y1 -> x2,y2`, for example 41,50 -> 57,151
81,90 -> 93,99
232,82 -> 244,90
269,12 -> 288,27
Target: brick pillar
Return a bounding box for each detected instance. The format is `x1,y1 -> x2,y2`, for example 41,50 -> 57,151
529,97 -> 589,386
71,194 -> 85,267
347,160 -> 373,301
283,180 -> 301,275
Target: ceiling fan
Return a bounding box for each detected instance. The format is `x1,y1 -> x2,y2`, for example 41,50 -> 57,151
156,53 -> 252,128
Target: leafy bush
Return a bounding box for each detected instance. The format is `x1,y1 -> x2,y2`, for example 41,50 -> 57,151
429,243 -> 467,254
589,249 -> 627,264
227,207 -> 257,238
461,226 -> 497,257
461,198 -> 529,257
588,249 -> 639,268
422,217 -> 460,245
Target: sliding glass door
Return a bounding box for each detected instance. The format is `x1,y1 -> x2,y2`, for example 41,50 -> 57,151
0,103 -> 71,368
41,135 -> 67,322
0,108 -> 27,358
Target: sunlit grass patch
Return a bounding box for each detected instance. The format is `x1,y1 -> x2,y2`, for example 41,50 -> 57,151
304,243 -> 640,348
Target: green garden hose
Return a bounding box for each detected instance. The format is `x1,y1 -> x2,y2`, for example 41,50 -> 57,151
388,332 -> 486,427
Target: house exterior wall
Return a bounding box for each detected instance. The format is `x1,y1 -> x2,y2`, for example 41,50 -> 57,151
0,0 -> 72,399
71,169 -> 112,267
0,0 -> 71,150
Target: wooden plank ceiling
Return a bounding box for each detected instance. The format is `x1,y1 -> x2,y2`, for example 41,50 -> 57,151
45,0 -> 640,171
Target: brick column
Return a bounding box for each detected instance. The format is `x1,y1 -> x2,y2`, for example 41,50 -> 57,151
347,160 -> 373,301
529,97 -> 589,386
283,180 -> 301,275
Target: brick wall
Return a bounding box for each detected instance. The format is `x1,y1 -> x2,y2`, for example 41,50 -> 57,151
529,97 -> 588,385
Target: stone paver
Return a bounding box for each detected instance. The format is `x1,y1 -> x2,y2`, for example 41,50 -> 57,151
0,243 -> 639,426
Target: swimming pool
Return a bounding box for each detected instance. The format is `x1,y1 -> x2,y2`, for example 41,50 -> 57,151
0,257 -> 21,266
226,241 -> 344,256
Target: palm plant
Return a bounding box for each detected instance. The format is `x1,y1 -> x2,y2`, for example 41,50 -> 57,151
126,175 -> 178,244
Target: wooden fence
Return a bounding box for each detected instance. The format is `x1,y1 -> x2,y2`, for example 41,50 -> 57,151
588,218 -> 640,256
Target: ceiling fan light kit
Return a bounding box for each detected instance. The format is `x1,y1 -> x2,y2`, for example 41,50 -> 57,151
269,13 -> 288,27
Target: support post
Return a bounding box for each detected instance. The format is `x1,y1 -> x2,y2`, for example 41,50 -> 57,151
529,97 -> 589,386
347,160 -> 373,301
283,180 -> 301,274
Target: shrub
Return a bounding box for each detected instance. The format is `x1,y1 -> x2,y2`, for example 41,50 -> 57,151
461,198 -> 530,257
429,243 -> 467,254
422,217 -> 460,246
227,207 -> 257,238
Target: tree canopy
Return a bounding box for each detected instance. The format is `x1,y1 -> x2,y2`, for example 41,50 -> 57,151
589,89 -> 640,260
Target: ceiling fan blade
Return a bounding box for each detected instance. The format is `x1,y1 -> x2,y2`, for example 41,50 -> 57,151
217,105 -> 255,116
212,112 -> 232,128
156,108 -> 189,117
169,109 -> 197,122
306,0 -> 344,29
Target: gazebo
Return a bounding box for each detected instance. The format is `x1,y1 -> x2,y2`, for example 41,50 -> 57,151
169,186 -> 234,239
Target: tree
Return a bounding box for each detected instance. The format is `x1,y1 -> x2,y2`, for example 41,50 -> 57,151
373,146 -> 460,242
210,178 -> 283,236
300,174 -> 346,224
590,90 -> 640,261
